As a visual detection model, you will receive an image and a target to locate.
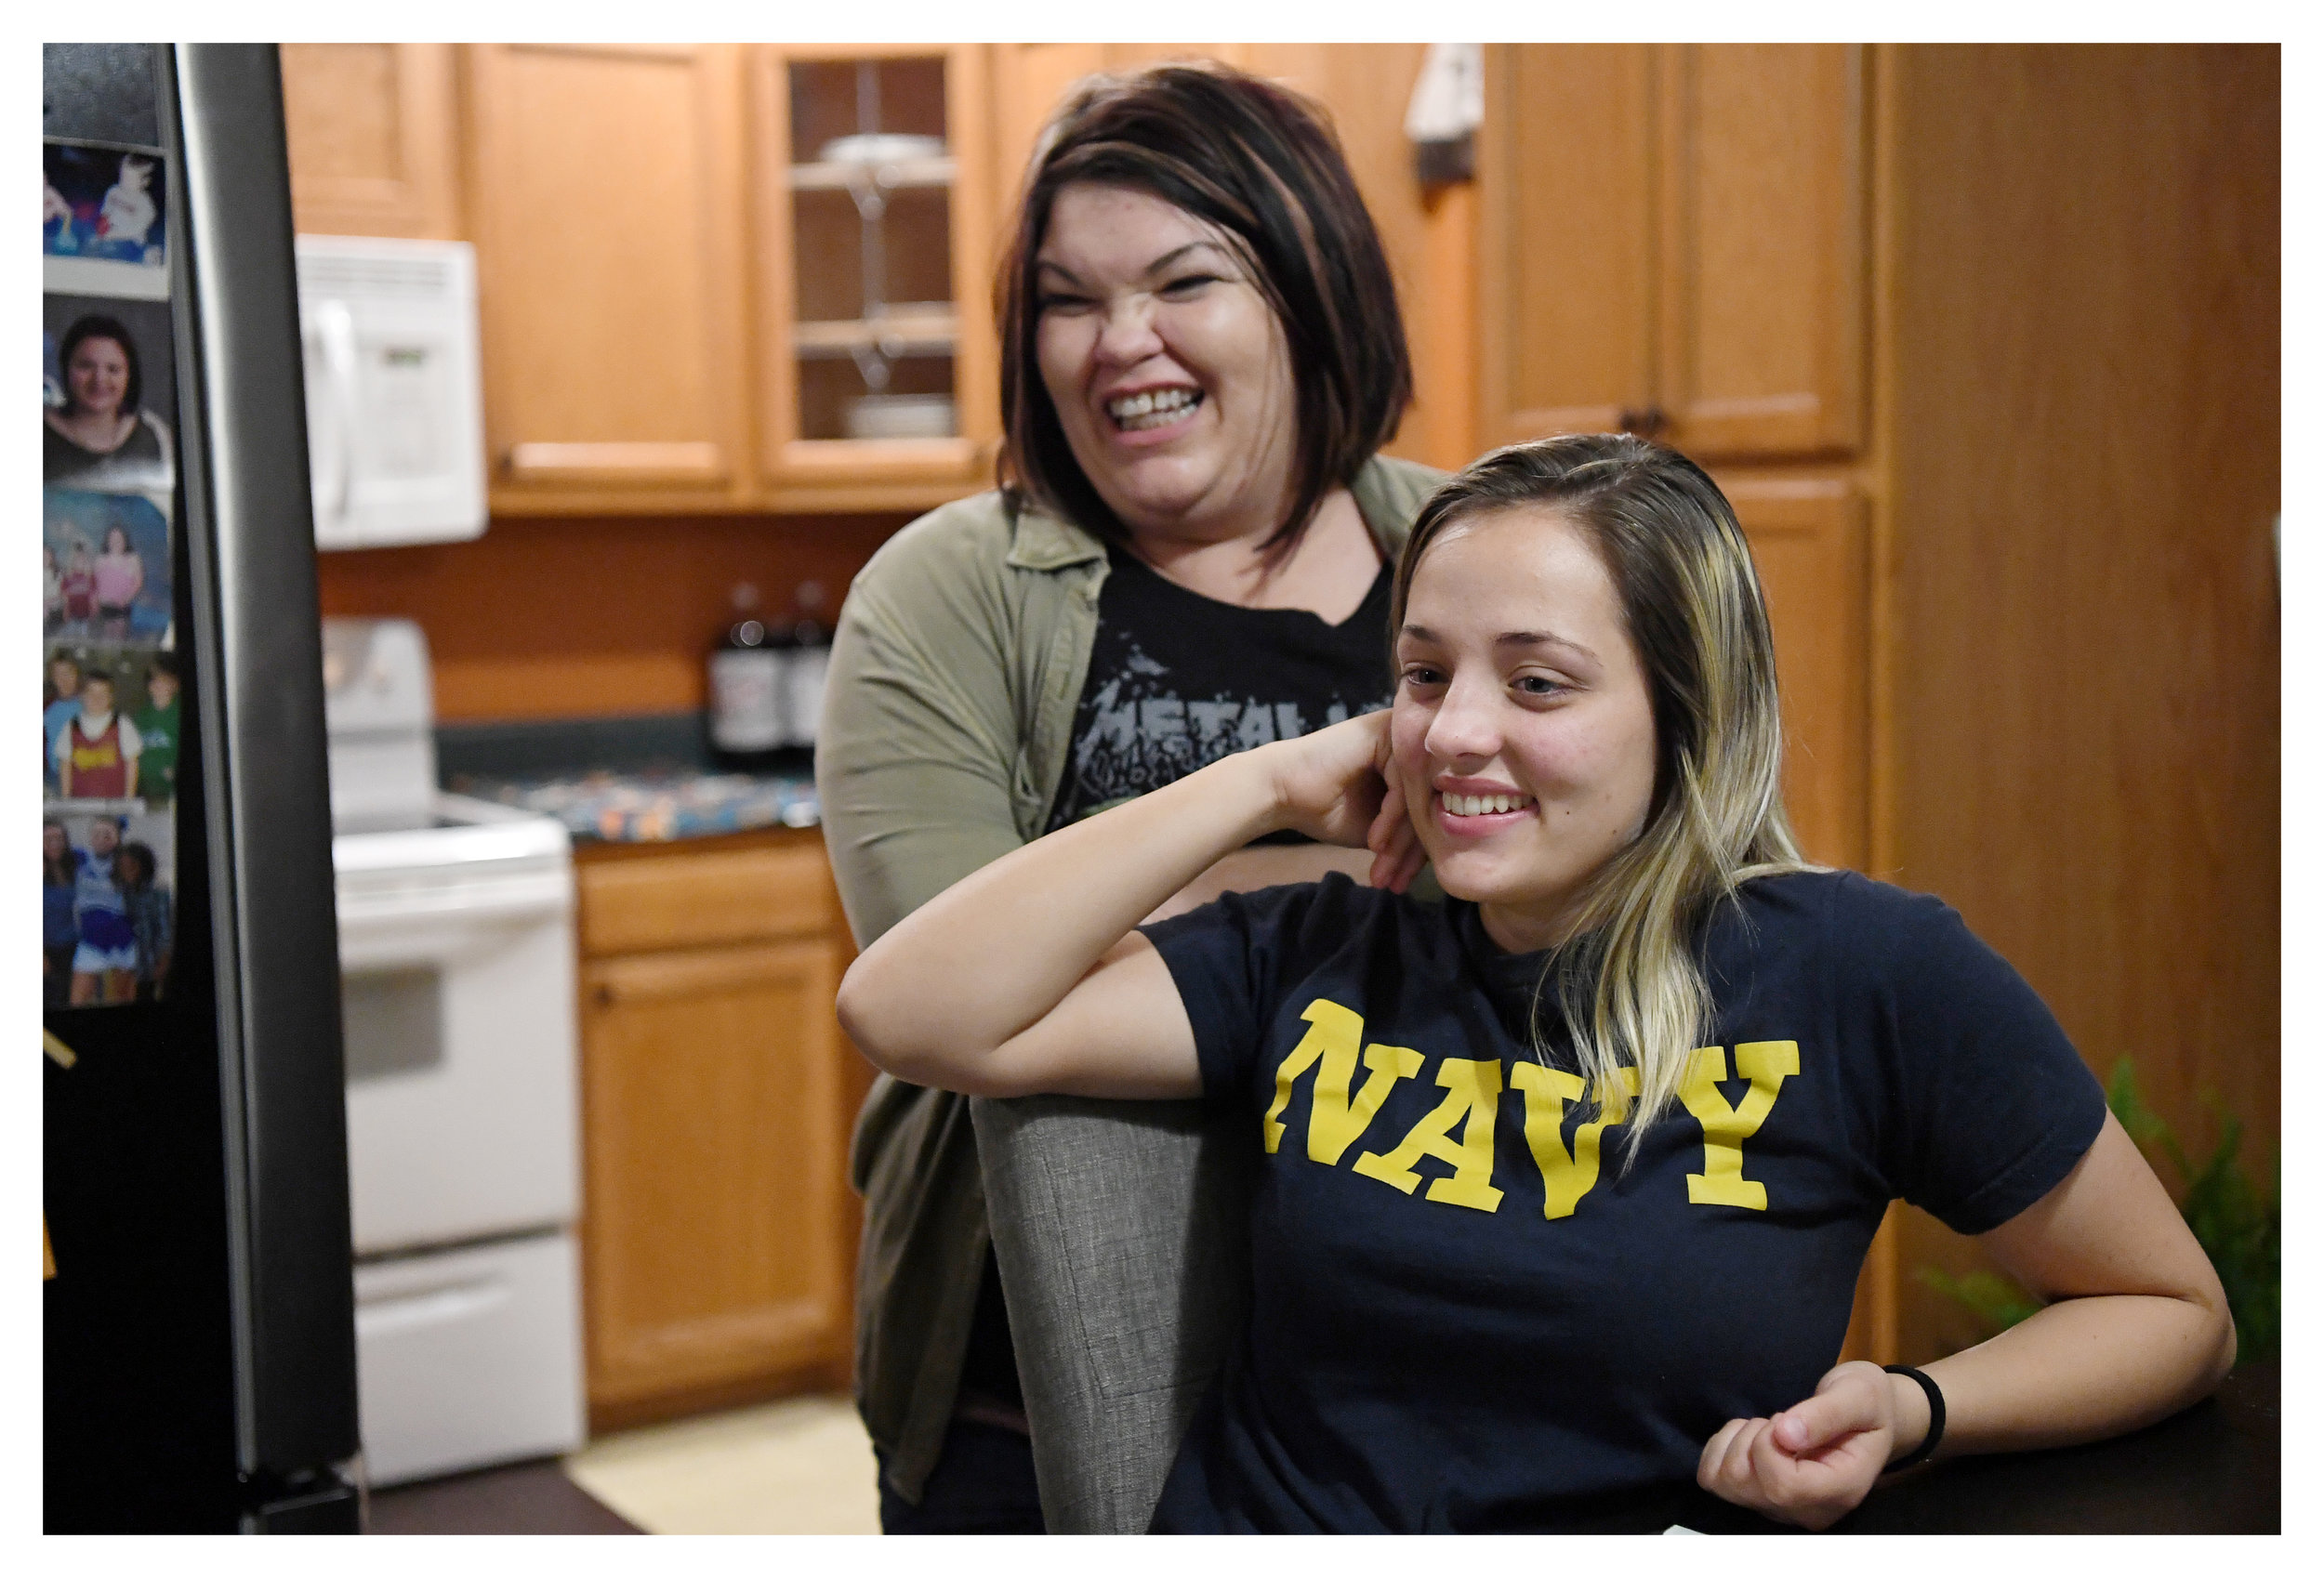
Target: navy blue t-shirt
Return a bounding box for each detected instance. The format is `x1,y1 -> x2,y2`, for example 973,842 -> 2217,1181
1140,869 -> 2106,1533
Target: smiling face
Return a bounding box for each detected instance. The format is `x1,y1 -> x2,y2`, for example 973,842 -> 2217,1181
1392,506 -> 1661,953
87,819 -> 118,857
66,335 -> 130,419
1033,182 -> 1299,544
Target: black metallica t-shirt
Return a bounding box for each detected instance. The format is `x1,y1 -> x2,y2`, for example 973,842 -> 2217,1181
1139,870 -> 2106,1533
1043,545 -> 1395,834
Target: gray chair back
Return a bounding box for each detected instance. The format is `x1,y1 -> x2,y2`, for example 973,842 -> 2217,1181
971,1094 -> 1255,1533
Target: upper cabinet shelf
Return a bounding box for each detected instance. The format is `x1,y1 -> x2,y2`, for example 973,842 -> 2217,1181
792,309 -> 959,359
787,155 -> 956,191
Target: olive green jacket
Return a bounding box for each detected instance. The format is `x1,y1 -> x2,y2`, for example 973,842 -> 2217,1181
816,454 -> 1445,1502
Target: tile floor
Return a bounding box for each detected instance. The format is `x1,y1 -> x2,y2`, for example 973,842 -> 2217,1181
562,1393 -> 882,1534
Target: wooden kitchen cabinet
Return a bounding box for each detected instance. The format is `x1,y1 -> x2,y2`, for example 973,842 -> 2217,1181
1724,477 -> 1869,873
1478,46 -> 2278,1370
281,43 -> 464,240
750,45 -> 1002,507
465,43 -> 755,514
573,831 -> 865,1428
1478,44 -> 1867,462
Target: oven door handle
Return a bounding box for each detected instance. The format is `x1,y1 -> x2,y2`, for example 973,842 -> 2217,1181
336,870 -> 573,927
354,1273 -> 513,1338
335,872 -> 574,971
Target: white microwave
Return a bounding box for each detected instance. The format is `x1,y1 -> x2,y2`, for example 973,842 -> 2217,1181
296,235 -> 486,551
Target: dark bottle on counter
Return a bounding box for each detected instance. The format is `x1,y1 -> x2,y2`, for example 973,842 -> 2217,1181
782,580 -> 832,756
708,582 -> 789,773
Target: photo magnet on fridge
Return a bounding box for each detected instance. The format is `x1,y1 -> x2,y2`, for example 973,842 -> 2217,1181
44,806 -> 176,1009
46,645 -> 182,810
45,492 -> 172,648
44,295 -> 178,495
44,139 -> 169,299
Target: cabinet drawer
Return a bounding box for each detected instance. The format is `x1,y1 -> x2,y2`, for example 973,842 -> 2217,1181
577,845 -> 833,957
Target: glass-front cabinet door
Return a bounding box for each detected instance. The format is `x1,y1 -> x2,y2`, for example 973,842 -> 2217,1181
756,45 -> 997,505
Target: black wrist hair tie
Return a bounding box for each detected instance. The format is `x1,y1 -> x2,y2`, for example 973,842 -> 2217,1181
1882,1364 -> 1946,1472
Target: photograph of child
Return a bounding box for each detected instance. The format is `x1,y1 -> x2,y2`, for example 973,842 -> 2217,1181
44,296 -> 177,493
116,837 -> 174,1002
46,646 -> 178,809
44,141 -> 167,270
48,809 -> 175,1006
44,492 -> 171,644
44,651 -> 84,794
54,666 -> 143,801
130,652 -> 182,809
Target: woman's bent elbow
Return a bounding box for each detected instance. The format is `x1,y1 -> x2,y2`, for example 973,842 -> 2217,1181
2203,1301 -> 2238,1391
835,964 -> 910,1078
835,964 -> 1006,1094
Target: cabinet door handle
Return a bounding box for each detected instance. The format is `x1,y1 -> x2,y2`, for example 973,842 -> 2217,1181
503,441 -> 728,484
1617,405 -> 1670,437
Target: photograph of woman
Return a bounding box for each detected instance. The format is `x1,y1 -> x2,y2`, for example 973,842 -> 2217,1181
817,62 -> 1435,1532
837,435 -> 2235,1533
44,309 -> 176,494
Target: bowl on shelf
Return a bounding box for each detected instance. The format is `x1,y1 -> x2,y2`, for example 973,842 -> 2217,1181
841,394 -> 957,441
815,133 -> 947,165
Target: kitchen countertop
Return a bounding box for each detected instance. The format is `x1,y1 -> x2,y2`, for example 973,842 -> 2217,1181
436,713 -> 820,843
453,767 -> 818,844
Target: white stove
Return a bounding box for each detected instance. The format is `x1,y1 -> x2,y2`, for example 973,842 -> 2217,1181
324,619 -> 585,1487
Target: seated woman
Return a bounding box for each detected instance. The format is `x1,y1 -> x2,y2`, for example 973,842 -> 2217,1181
838,434 -> 2234,1533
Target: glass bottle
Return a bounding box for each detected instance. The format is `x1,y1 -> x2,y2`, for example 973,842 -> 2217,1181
782,580 -> 832,762
708,582 -> 789,773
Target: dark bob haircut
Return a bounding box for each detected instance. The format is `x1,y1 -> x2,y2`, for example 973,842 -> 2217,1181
58,313 -> 143,417
996,63 -> 1414,560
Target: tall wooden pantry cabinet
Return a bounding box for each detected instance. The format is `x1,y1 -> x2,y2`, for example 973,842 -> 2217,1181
1475,43 -> 2277,1362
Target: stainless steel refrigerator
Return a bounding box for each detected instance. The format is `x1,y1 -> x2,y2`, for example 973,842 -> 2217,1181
43,43 -> 362,1532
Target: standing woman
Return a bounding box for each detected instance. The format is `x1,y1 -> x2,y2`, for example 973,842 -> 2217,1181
817,63 -> 1436,1532
45,313 -> 175,493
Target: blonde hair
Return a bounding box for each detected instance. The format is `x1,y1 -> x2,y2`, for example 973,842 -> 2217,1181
1390,434 -> 1816,1132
